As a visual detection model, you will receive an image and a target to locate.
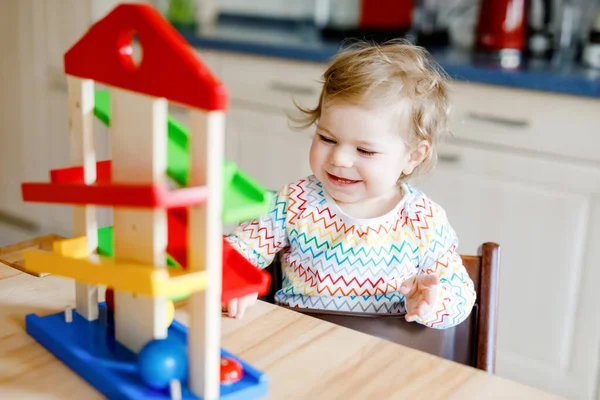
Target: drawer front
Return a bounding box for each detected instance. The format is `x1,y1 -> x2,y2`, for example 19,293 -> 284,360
220,52 -> 324,113
450,82 -> 600,163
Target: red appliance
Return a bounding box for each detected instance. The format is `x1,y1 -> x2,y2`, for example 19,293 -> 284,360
359,0 -> 414,30
318,0 -> 415,42
475,0 -> 528,52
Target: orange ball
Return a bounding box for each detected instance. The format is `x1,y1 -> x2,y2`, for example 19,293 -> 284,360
220,357 -> 243,385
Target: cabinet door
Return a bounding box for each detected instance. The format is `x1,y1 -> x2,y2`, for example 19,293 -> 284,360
227,106 -> 314,192
409,142 -> 600,400
0,0 -> 93,243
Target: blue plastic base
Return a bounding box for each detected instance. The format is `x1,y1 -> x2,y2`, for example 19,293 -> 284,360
25,303 -> 268,400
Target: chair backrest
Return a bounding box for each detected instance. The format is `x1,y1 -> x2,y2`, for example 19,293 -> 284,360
461,242 -> 500,372
262,242 -> 500,373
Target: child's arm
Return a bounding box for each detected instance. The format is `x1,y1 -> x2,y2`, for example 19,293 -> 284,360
225,185 -> 290,269
223,186 -> 290,318
401,201 -> 477,330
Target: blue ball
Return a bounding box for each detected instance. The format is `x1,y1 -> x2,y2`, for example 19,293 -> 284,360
138,338 -> 188,390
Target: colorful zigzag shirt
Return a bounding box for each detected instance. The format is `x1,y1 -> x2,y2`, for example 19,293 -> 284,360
226,175 -> 476,329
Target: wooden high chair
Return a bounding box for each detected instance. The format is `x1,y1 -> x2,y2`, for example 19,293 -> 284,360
263,242 -> 500,373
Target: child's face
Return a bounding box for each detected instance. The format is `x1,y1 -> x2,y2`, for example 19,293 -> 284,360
309,99 -> 426,206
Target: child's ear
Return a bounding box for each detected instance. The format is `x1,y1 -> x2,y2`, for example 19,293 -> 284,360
403,140 -> 430,175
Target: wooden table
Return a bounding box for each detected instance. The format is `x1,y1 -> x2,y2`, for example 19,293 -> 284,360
0,240 -> 564,400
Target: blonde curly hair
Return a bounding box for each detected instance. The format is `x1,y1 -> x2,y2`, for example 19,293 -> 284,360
293,39 -> 452,179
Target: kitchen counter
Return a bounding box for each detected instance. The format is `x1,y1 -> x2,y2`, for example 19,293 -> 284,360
181,15 -> 600,100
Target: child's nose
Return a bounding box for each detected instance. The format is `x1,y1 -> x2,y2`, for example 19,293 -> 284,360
329,147 -> 354,168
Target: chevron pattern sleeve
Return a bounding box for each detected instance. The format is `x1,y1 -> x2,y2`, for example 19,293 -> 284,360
408,197 -> 477,329
225,185 -> 290,269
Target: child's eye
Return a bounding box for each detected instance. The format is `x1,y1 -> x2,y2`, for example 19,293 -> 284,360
358,148 -> 377,157
318,134 -> 336,144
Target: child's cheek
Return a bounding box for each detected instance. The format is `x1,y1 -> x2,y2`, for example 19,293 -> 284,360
308,140 -> 322,171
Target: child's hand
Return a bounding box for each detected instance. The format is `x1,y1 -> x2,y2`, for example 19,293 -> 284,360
222,292 -> 258,319
400,275 -> 440,322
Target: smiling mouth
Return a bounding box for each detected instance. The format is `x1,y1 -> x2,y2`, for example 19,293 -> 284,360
327,172 -> 362,185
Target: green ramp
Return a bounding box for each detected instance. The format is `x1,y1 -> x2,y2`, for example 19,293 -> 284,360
92,90 -> 272,284
93,90 -> 271,223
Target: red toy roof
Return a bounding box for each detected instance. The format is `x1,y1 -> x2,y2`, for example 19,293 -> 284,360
64,3 -> 227,111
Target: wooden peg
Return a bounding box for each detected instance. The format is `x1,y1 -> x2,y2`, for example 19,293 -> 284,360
187,109 -> 225,399
110,87 -> 169,353
67,75 -> 99,321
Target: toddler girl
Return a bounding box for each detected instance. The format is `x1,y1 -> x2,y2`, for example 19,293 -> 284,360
224,40 -> 476,330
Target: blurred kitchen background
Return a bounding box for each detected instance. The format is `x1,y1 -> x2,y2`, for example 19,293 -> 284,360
1,1 -> 600,399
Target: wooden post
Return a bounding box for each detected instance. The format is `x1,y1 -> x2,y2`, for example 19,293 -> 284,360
188,109 -> 224,399
67,75 -> 98,321
110,87 -> 169,353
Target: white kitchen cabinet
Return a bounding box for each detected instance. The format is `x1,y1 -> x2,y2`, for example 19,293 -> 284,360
449,81 -> 600,164
409,141 -> 600,400
219,52 -> 322,113
0,0 -> 94,244
215,51 -> 322,191
226,105 -> 315,192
